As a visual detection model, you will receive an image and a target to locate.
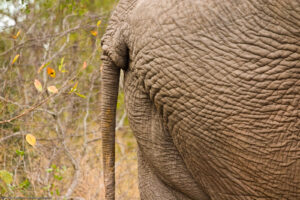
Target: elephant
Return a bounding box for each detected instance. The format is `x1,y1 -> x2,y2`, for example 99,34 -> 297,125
100,0 -> 300,199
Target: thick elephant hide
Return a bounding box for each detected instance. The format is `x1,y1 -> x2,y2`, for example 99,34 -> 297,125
102,0 -> 300,199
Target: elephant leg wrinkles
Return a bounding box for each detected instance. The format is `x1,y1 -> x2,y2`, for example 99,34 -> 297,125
124,69 -> 210,200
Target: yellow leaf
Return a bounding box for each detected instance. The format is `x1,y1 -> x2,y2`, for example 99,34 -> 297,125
34,79 -> 43,92
47,86 -> 58,94
58,57 -> 67,72
47,67 -> 56,78
97,20 -> 102,27
75,92 -> 86,98
90,30 -> 97,36
12,30 -> 21,39
69,82 -> 78,93
82,61 -> 87,70
11,54 -> 20,65
26,134 -> 36,146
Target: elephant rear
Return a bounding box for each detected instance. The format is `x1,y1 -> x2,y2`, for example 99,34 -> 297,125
102,0 -> 300,199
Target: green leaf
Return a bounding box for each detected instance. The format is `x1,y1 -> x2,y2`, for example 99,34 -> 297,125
0,182 -> 7,194
58,57 -> 64,71
46,168 -> 53,172
25,4 -> 31,14
0,170 -> 13,185
69,82 -> 78,93
44,61 -> 51,68
43,185 -> 50,191
19,179 -> 30,189
54,174 -> 62,181
16,150 -> 25,156
62,166 -> 67,171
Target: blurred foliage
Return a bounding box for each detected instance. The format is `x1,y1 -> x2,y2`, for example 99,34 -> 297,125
0,0 -> 139,199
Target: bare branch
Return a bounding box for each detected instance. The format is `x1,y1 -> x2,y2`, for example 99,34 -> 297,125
0,132 -> 23,143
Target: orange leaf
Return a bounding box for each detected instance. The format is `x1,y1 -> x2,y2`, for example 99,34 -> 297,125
12,30 -> 21,39
11,54 -> 20,65
47,67 -> 56,78
34,79 -> 43,92
47,86 -> 58,94
90,30 -> 97,36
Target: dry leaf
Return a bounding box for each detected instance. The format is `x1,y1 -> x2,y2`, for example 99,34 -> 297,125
26,134 -> 36,146
90,30 -> 98,36
100,64 -> 103,72
11,54 -> 20,65
82,61 -> 87,70
47,86 -> 58,94
34,79 -> 43,92
38,62 -> 51,73
47,67 -> 56,78
38,64 -> 45,73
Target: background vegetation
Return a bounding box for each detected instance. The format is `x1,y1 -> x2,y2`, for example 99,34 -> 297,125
0,0 -> 139,199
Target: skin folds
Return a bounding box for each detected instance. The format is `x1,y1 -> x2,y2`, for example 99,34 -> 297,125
100,0 -> 300,199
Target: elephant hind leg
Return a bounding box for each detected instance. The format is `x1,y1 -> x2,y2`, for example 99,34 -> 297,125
137,148 -> 203,200
124,71 -> 210,200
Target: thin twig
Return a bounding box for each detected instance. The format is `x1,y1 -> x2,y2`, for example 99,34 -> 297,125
0,131 -> 23,143
0,70 -> 81,124
0,94 -> 54,124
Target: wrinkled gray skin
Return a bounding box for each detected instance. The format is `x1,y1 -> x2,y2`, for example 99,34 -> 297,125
100,0 -> 300,199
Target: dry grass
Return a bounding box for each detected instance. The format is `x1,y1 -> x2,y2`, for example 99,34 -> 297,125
73,127 -> 139,200
0,125 -> 139,200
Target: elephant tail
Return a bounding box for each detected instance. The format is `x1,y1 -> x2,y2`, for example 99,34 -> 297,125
100,56 -> 120,200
